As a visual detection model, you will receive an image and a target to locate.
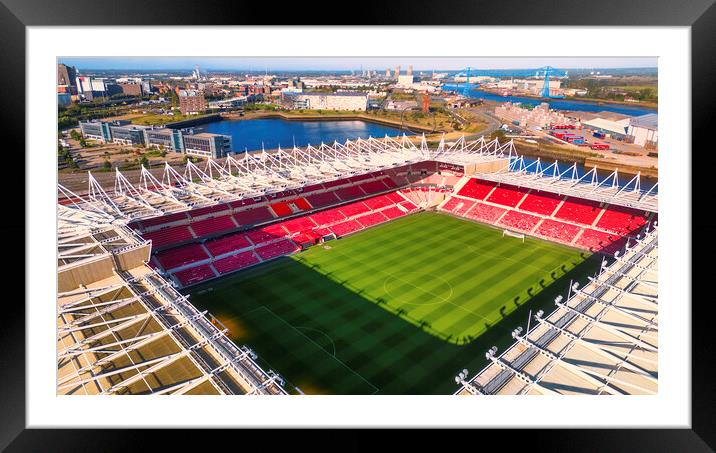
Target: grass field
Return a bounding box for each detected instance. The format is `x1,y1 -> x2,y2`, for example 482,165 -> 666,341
189,212 -> 600,394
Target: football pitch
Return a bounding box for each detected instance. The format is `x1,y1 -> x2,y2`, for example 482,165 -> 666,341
189,211 -> 601,394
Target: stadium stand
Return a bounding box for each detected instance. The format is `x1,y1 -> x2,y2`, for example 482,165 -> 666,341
596,205 -> 649,235
465,203 -> 507,223
535,219 -> 582,244
234,206 -> 275,226
330,220 -> 364,236
338,201 -> 371,218
359,180 -> 390,195
140,211 -> 189,230
188,204 -> 231,219
281,216 -> 318,234
141,225 -> 194,249
173,264 -> 216,286
155,243 -> 209,270
498,211 -> 542,232
381,206 -> 408,220
213,251 -> 261,275
189,215 -> 237,237
516,190 -> 563,216
205,233 -> 253,257
457,178 -> 497,200
554,197 -> 602,225
335,185 -> 365,201
485,184 -> 528,208
357,212 -> 389,228
306,191 -> 340,209
576,228 -> 628,253
269,201 -> 294,217
363,195 -> 395,210
255,239 -> 300,261
309,208 -> 346,226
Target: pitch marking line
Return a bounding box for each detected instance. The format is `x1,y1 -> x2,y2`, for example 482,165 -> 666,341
254,306 -> 380,394
330,248 -> 498,329
296,326 -> 337,357
383,272 -> 454,306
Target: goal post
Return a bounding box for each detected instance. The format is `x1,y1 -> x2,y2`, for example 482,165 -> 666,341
502,229 -> 525,242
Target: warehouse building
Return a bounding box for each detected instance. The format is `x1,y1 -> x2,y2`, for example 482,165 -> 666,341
284,92 -> 368,111
627,113 -> 658,149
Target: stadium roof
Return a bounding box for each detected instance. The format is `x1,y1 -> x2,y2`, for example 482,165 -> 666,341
474,155 -> 658,212
455,227 -> 658,395
57,135 -> 515,223
630,113 -> 658,130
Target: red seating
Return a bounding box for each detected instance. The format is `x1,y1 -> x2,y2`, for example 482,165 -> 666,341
246,224 -> 288,245
189,215 -> 236,237
229,197 -> 263,210
255,239 -> 299,260
269,201 -> 293,217
322,179 -> 348,189
281,216 -> 317,234
535,219 -> 582,243
440,197 -> 464,213
300,183 -> 324,194
486,184 -> 528,208
309,208 -> 345,226
338,202 -> 371,218
335,185 -> 364,201
359,180 -> 389,195
293,198 -> 312,211
213,251 -> 260,275
498,211 -> 541,232
400,200 -> 419,211
142,225 -> 193,248
596,205 -> 648,235
464,203 -> 506,223
140,211 -> 188,229
453,200 -> 475,216
188,204 -> 230,219
173,264 -> 215,286
313,227 -> 333,237
306,191 -> 340,208
457,178 -> 497,200
349,173 -> 373,183
518,190 -> 563,216
554,197 -> 602,226
363,195 -> 394,210
357,212 -> 388,228
381,206 -> 406,220
385,192 -> 404,203
156,243 -> 209,270
234,206 -> 274,226
204,233 -> 253,257
382,178 -> 398,189
330,220 -> 363,236
576,229 -> 628,253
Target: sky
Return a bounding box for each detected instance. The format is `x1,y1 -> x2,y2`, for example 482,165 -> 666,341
58,56 -> 657,72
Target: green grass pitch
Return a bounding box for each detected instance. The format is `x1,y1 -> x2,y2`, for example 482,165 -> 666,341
189,211 -> 600,394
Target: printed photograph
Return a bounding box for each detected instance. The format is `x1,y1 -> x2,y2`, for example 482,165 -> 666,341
56,56 -> 658,396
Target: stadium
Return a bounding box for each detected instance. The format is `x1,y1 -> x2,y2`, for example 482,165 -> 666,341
57,135 -> 658,395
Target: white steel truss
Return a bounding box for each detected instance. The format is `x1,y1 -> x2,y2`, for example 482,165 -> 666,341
456,228 -> 658,396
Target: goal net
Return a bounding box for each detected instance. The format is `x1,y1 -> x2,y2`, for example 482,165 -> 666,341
502,229 -> 525,242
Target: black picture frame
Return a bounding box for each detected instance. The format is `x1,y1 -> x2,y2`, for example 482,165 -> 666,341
2,0 -> 714,449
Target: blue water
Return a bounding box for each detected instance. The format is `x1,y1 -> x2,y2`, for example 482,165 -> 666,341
443,85 -> 657,116
511,156 -> 657,192
198,118 -> 412,152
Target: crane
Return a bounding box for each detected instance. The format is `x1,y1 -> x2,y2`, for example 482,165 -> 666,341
534,66 -> 566,99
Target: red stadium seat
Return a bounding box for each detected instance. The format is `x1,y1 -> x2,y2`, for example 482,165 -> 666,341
173,264 -> 215,286
464,203 -> 506,223
457,178 -> 497,200
356,212 -> 388,228
141,225 -> 193,249
189,215 -> 236,238
255,240 -> 300,261
156,243 -> 209,270
518,190 -> 563,216
330,220 -> 363,236
596,205 -> 648,235
498,211 -> 541,232
554,197 -> 602,226
535,219 -> 582,244
213,251 -> 261,275
234,206 -> 274,226
485,184 -> 528,208
204,233 -> 253,257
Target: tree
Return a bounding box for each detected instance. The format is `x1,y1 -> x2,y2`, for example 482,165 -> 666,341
70,130 -> 81,140
103,160 -> 112,171
138,155 -> 149,167
79,137 -> 88,148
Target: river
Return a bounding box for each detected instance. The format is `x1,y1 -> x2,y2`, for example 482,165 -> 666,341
197,118 -> 413,152
443,85 -> 657,116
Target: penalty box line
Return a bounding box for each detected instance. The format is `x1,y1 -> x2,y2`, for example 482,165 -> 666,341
251,305 -> 380,395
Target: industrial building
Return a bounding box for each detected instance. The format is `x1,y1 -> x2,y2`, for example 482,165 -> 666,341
283,92 -> 368,111
79,120 -> 148,146
627,113 -> 658,149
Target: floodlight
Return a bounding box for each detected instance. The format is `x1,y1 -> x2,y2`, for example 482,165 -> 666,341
463,369 -> 468,375
614,251 -> 620,257
654,221 -> 658,227
572,282 -> 580,291
455,376 -> 461,384
555,295 -> 563,304
536,310 -> 544,319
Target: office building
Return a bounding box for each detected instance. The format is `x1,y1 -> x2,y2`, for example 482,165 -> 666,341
178,90 -> 207,115
181,132 -> 232,158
